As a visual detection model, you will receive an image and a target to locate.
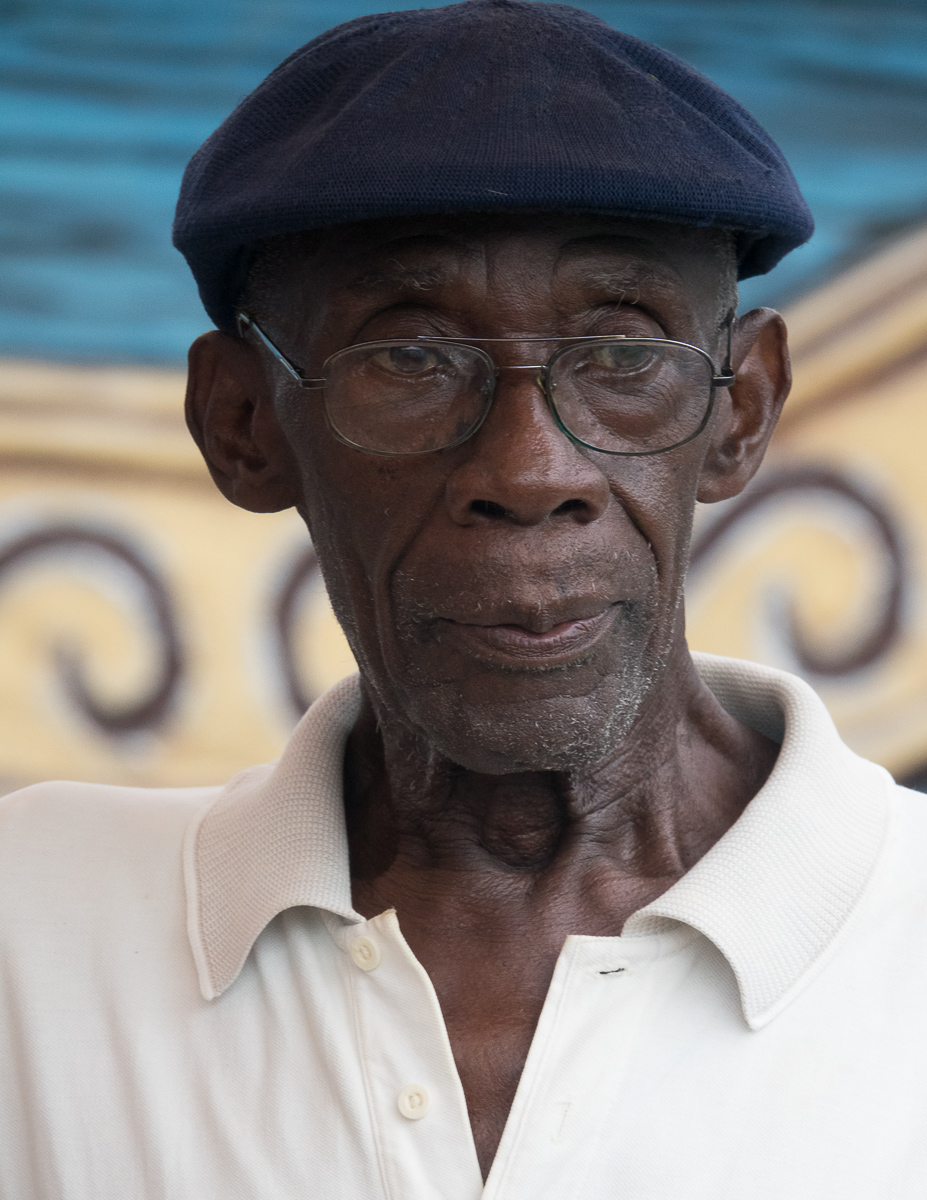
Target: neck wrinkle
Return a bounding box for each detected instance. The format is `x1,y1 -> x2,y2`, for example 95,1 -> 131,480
345,652 -> 754,890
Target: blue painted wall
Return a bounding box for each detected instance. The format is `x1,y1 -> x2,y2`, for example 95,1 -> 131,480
2,0 -> 926,364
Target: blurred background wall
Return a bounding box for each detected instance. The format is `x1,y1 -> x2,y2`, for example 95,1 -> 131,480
2,0 -> 927,792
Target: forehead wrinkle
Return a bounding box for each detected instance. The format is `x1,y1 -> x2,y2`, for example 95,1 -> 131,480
344,232 -> 481,296
561,228 -> 685,264
347,260 -> 455,295
556,244 -> 682,292
555,237 -> 721,332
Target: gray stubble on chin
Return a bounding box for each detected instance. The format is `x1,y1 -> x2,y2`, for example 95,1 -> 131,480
393,600 -> 666,775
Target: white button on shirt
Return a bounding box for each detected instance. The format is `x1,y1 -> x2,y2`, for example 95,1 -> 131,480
398,1084 -> 431,1120
350,934 -> 381,970
1,652 -> 927,1198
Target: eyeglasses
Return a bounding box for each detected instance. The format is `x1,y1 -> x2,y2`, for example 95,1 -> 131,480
237,310 -> 735,458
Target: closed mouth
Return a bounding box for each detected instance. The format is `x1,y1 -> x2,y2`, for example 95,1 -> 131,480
439,603 -> 622,667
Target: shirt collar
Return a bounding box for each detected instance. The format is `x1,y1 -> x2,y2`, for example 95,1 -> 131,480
183,673 -> 363,1001
625,654 -> 893,1027
185,654 -> 893,1026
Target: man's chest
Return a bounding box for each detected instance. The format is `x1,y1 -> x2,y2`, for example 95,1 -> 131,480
6,906 -> 927,1200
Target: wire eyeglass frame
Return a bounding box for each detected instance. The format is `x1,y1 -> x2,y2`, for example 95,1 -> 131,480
236,309 -> 736,458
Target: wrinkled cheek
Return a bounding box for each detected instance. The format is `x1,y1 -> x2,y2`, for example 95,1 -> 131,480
316,521 -> 445,694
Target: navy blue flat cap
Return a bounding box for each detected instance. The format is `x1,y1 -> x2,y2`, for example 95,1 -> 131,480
174,0 -> 813,332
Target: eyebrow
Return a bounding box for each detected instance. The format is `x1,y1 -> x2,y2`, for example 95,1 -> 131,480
579,268 -> 649,305
566,265 -> 688,316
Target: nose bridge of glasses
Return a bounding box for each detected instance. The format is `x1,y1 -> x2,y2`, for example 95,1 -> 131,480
497,363 -> 548,389
492,364 -> 552,417
484,358 -> 559,439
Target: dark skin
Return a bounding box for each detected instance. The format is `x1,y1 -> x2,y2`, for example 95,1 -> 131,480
187,213 -> 789,1178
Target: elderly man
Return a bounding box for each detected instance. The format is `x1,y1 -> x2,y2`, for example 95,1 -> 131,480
2,2 -> 926,1197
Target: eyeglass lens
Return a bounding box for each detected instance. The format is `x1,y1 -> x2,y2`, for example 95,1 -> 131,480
322,339 -> 714,456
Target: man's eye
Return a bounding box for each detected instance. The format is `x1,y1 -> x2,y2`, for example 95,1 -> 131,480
380,345 -> 441,374
588,343 -> 656,372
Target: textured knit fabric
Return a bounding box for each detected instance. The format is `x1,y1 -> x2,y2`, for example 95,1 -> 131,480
5,653 -> 927,1199
172,0 -> 814,332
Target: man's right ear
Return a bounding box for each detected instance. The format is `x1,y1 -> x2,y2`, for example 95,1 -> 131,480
185,330 -> 301,513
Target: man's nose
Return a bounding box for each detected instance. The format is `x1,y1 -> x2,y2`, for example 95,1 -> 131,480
444,371 -> 611,526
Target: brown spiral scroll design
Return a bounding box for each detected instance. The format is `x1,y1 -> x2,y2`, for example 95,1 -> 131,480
0,524 -> 183,735
689,466 -> 906,677
274,545 -> 319,719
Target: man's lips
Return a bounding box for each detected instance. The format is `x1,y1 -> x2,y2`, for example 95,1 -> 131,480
438,603 -> 622,665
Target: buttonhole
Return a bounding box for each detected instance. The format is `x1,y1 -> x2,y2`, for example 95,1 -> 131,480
599,967 -> 626,975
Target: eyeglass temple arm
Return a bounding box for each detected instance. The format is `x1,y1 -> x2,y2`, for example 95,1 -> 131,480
236,312 -> 326,388
712,311 -> 736,388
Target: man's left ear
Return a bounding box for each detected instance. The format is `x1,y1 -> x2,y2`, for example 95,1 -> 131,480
696,308 -> 791,503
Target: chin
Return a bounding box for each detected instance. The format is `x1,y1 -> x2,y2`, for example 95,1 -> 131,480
403,665 -> 656,775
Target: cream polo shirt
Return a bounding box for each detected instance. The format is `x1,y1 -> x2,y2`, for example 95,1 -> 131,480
2,652 -> 927,1199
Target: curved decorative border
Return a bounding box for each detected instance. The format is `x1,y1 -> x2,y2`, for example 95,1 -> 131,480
690,466 -> 906,677
0,524 -> 183,735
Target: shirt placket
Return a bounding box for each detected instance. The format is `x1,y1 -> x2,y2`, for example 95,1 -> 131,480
482,933 -> 666,1200
329,909 -> 484,1200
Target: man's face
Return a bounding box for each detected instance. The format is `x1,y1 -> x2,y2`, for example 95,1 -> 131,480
234,215 -> 761,773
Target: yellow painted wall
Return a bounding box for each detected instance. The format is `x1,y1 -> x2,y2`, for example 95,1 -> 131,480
0,360 -> 355,792
687,225 -> 927,778
2,224 -> 927,789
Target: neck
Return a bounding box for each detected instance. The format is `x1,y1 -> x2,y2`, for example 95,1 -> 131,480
345,652 -> 779,926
